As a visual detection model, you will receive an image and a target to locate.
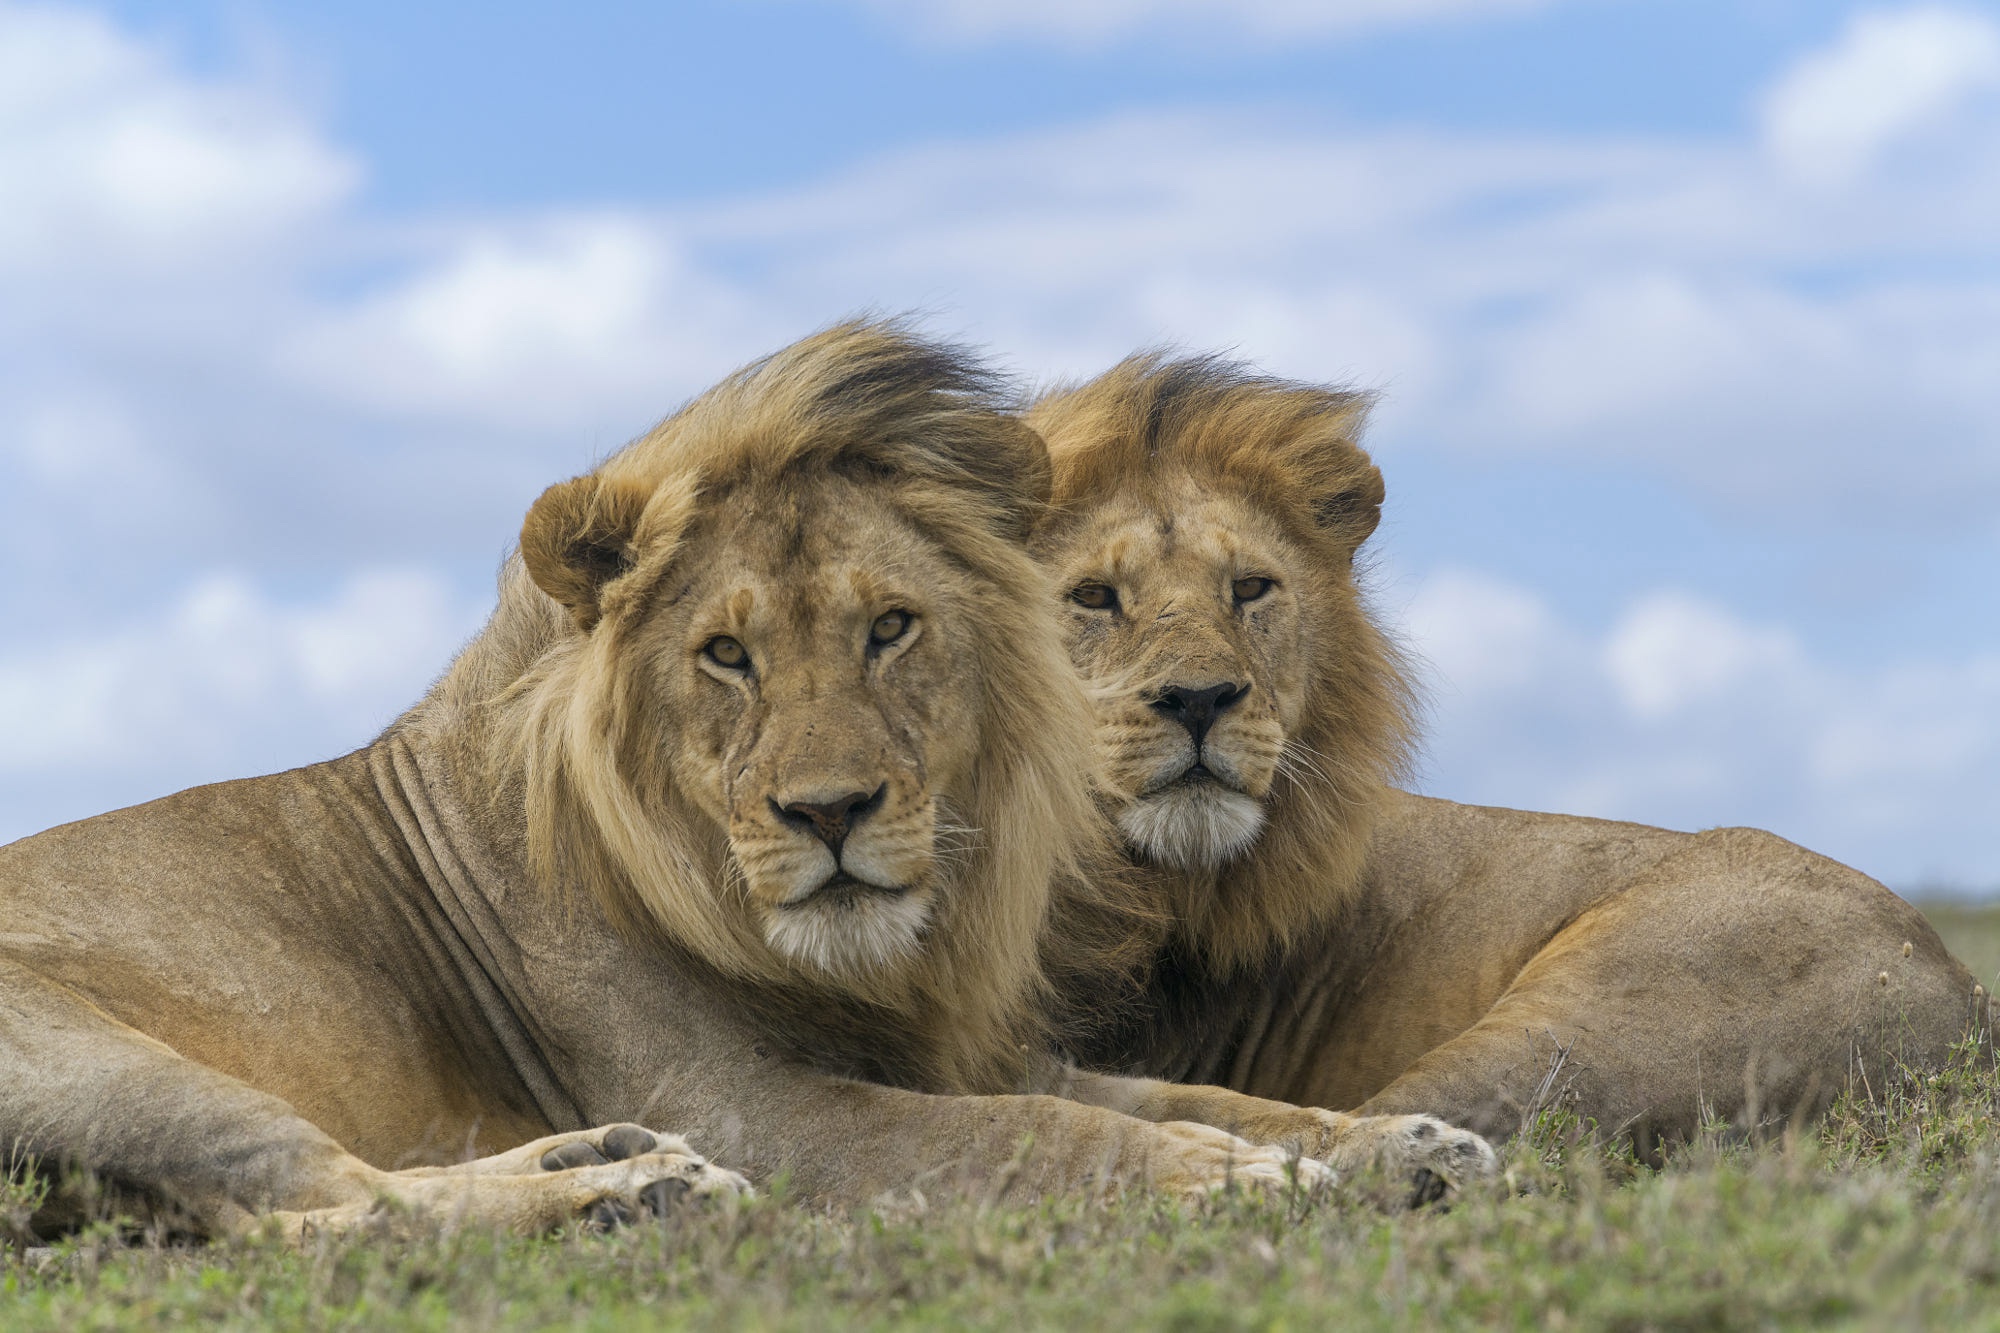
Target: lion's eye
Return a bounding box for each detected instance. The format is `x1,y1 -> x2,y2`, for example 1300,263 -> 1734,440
869,610 -> 912,646
1070,583 -> 1119,611
704,636 -> 749,669
1232,577 -> 1275,604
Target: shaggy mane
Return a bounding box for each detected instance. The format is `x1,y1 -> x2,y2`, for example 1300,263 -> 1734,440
1027,352 -> 1420,973
413,319 -> 1126,1095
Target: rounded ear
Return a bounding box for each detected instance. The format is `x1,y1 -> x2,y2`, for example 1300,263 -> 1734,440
520,474 -> 650,631
1267,392 -> 1381,554
983,418 -> 1054,542
1311,461 -> 1384,549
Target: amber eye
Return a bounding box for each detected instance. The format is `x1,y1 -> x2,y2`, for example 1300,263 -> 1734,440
869,610 -> 912,646
1232,576 -> 1275,604
704,636 -> 749,669
1070,583 -> 1119,611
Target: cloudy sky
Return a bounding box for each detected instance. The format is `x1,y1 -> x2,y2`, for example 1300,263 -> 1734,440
3,0 -> 1997,890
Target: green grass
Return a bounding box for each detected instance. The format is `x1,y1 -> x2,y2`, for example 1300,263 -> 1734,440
1916,897 -> 2000,992
7,900 -> 1999,1331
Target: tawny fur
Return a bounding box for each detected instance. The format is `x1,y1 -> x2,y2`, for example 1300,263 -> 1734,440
1,322 -> 1361,1241
1028,353 -> 1416,970
1028,352 -> 1988,1148
463,322 -> 1113,1095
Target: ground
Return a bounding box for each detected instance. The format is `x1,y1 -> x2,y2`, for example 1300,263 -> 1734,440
7,900 -> 2000,1331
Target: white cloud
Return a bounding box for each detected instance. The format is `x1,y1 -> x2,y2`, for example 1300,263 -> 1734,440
1604,592 -> 1805,721
800,0 -> 1553,46
0,1 -> 357,275
1401,567 -> 1578,700
281,217 -> 775,433
1761,6 -> 2000,185
1397,569 -> 2000,887
0,569 -> 484,780
12,395 -> 150,484
636,110 -> 2000,523
15,9 -> 1977,527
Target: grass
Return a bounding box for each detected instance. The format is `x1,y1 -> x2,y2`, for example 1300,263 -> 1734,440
7,900 -> 2000,1331
1915,897 -> 2000,992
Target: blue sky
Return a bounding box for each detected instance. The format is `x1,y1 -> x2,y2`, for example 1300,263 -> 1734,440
3,0 -> 1998,888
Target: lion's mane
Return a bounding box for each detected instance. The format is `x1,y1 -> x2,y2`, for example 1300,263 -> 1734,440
412,321 -> 1119,1095
1028,353 -> 1420,974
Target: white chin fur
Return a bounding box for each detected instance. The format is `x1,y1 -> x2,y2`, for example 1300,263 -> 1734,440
1117,783 -> 1266,869
763,889 -> 931,977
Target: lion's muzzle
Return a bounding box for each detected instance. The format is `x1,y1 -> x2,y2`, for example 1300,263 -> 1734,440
1149,680 -> 1249,748
768,785 -> 888,861
732,762 -> 939,976
1112,676 -> 1275,869
760,781 -> 921,904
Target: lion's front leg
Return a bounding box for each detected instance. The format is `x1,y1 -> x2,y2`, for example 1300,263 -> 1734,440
265,1143 -> 750,1241
0,966 -> 749,1242
1044,1063 -> 1496,1202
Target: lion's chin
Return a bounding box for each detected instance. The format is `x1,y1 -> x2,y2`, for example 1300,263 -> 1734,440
761,880 -> 933,978
1118,782 -> 1266,870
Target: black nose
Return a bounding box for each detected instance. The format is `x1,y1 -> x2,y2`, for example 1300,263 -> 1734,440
771,785 -> 886,853
1151,681 -> 1249,746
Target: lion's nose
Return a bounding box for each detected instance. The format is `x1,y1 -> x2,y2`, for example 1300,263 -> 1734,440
1151,681 -> 1249,746
771,785 -> 886,853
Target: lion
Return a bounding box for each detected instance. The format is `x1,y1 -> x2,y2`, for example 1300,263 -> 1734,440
1026,352 -> 1989,1153
5,322 -> 1402,1243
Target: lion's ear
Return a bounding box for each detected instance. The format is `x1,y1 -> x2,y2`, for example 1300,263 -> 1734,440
520,474 -> 651,631
980,419 -> 1054,542
1273,393 -> 1382,554
1311,462 -> 1385,549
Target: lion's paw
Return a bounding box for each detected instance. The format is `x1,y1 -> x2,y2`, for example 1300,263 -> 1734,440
496,1124 -> 752,1230
298,1132 -> 751,1241
1140,1121 -> 1335,1201
555,1150 -> 753,1231
446,1123 -> 731,1183
1317,1112 -> 1496,1205
531,1123 -> 694,1172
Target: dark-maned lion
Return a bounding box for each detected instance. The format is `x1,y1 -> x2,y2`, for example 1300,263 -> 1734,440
1027,353 -> 1988,1152
2,324 -> 1359,1242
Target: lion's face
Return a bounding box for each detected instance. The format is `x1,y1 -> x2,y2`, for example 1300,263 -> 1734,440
1036,475 -> 1314,871
634,478 -> 990,976
513,320 -> 1102,1089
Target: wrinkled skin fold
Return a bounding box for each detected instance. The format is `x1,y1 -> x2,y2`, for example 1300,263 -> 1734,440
1029,353 -> 1990,1152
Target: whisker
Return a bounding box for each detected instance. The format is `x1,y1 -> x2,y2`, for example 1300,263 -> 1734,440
1278,739 -> 1339,801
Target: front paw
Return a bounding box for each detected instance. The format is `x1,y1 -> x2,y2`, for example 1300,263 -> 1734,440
557,1151 -> 754,1231
1318,1112 -> 1496,1203
532,1125 -> 753,1227
1136,1121 -> 1336,1201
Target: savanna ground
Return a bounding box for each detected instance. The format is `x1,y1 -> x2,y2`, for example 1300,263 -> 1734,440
7,899 -> 2000,1331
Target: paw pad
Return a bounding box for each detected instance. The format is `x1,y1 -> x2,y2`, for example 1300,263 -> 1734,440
601,1125 -> 659,1161
541,1141 -> 609,1171
582,1197 -> 635,1230
639,1176 -> 692,1217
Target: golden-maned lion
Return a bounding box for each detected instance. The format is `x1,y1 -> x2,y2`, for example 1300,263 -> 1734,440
1027,353 -> 1988,1152
2,323 -> 1387,1243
